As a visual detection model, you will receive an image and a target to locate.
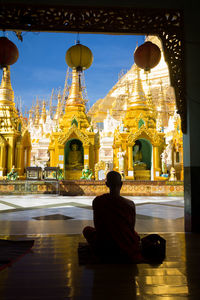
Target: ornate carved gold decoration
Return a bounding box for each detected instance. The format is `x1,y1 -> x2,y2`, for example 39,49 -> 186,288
0,66 -> 31,177
0,5 -> 185,132
0,134 -> 7,146
48,66 -> 99,179
127,126 -> 164,147
95,160 -> 109,180
58,124 -> 90,146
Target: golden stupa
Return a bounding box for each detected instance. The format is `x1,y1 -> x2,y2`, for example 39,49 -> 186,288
49,69 -> 99,180
0,67 -> 31,178
113,65 -> 165,180
88,36 -> 176,124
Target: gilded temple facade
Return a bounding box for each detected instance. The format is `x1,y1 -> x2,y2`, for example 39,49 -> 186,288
28,99 -> 58,168
113,66 -> 165,180
25,35 -> 183,181
0,67 -> 31,178
49,69 -> 99,180
99,110 -> 120,167
88,36 -> 176,124
88,35 -> 183,180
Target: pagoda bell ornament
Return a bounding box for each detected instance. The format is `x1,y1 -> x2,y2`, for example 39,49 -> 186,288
0,37 -> 19,69
134,41 -> 161,72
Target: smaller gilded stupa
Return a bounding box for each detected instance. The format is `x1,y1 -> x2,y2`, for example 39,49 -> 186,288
113,65 -> 165,180
49,42 -> 99,180
0,67 -> 31,178
28,99 -> 56,169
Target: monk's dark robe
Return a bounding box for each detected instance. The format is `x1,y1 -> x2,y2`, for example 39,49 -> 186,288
83,193 -> 142,262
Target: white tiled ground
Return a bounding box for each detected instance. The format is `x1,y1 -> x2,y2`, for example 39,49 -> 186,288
0,206 -> 93,221
136,204 -> 184,219
0,195 -> 184,235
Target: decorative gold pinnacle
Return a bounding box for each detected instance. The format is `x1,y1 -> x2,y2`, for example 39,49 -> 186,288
34,97 -> 40,125
54,90 -> 62,120
0,66 -> 14,104
129,65 -> 147,108
41,100 -> 46,123
66,69 -> 84,106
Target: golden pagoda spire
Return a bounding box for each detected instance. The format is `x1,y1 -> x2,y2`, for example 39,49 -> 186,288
146,80 -> 154,109
19,96 -> 23,118
129,65 -> 147,108
41,100 -> 46,123
34,97 -> 40,125
157,80 -> 168,128
49,88 -> 54,118
28,108 -> 33,124
54,90 -> 62,120
66,69 -> 84,106
158,80 -> 166,111
0,66 -> 14,104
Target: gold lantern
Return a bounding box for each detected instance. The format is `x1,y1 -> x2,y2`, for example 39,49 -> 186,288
65,43 -> 93,71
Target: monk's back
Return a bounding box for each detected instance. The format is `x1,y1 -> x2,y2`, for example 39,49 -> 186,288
83,171 -> 141,261
93,193 -> 136,243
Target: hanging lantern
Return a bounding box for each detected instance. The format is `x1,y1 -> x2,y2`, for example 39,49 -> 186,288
134,41 -> 161,72
0,37 -> 19,69
65,43 -> 93,71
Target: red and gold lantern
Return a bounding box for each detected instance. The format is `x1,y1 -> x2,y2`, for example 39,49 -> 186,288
134,41 -> 161,72
0,37 -> 19,68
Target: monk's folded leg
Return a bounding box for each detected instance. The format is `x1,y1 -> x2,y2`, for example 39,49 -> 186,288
83,226 -> 97,245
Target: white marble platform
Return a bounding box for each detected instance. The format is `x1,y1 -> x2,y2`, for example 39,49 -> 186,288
0,195 -> 184,235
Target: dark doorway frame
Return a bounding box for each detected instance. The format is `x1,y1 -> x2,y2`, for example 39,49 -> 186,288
0,4 -> 185,131
0,2 -> 188,229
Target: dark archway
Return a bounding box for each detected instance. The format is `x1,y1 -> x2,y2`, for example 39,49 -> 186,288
139,138 -> 152,171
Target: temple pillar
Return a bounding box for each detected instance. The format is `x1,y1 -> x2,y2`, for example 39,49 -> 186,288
172,145 -> 175,167
0,146 -> 4,176
58,146 -> 64,169
127,145 -> 134,178
153,146 -> 161,178
183,5 -> 200,232
113,146 -> 117,170
16,145 -> 24,176
94,145 -> 99,166
2,146 -> 6,174
7,138 -> 15,173
0,146 -> 3,169
179,146 -> 184,181
84,146 -> 89,167
27,147 -> 31,168
49,149 -> 55,167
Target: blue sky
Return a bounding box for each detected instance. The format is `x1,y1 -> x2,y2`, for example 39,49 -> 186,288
1,32 -> 145,112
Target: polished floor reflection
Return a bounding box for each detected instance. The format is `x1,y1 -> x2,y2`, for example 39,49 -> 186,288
0,195 -> 191,299
0,233 -> 199,299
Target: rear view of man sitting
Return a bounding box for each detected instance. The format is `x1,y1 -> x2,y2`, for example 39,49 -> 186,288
83,171 -> 142,262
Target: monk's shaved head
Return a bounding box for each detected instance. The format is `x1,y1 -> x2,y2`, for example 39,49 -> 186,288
106,171 -> 122,188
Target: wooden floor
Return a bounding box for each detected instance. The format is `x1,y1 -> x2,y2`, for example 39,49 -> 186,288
0,233 -> 199,299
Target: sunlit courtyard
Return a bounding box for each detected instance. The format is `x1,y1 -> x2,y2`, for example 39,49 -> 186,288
0,195 -> 184,234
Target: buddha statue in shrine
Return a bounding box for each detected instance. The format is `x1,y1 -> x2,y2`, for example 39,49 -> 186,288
133,140 -> 147,170
68,142 -> 83,169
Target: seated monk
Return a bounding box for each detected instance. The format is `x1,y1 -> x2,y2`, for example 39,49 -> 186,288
83,171 -> 142,262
